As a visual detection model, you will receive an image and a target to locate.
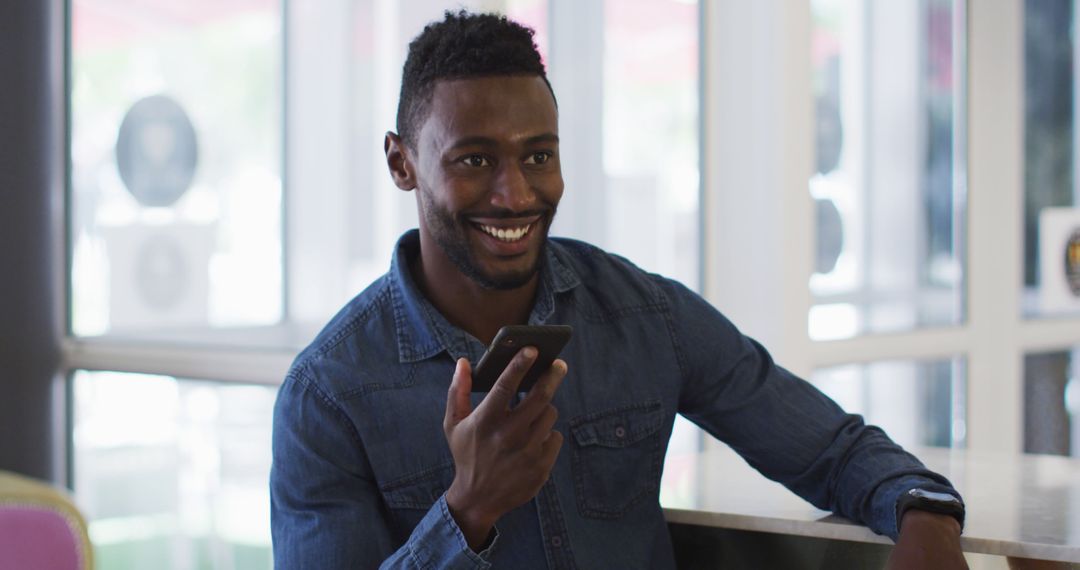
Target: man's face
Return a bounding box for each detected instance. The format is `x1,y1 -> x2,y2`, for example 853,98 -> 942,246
408,75 -> 562,290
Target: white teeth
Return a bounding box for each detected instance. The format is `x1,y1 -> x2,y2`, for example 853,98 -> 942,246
479,223 -> 531,242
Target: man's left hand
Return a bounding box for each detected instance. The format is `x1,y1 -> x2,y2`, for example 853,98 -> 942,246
886,509 -> 967,569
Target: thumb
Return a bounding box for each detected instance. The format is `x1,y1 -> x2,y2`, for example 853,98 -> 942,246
444,358 -> 474,429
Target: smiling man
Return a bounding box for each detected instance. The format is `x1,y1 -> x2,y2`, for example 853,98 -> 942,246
270,10 -> 968,570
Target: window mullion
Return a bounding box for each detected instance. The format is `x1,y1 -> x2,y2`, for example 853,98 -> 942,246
61,340 -> 293,385
966,0 -> 1025,454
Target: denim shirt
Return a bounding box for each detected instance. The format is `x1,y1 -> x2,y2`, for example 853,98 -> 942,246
270,230 -> 961,569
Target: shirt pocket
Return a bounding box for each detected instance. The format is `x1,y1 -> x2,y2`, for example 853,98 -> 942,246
569,400 -> 664,519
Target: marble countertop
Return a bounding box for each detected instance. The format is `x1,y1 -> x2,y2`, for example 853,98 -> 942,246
659,445 -> 1080,563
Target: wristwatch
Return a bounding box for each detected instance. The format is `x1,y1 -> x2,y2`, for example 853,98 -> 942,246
895,487 -> 965,530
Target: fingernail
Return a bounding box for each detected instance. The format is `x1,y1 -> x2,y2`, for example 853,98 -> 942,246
523,347 -> 538,359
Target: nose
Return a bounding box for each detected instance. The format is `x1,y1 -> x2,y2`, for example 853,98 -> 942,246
490,162 -> 536,212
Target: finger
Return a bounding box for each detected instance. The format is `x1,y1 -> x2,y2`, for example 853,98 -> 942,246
444,358 -> 473,430
476,347 -> 537,415
514,359 -> 568,422
510,403 -> 560,453
539,430 -> 564,467
526,405 -> 559,448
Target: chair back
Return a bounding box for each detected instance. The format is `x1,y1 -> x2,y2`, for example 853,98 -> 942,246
0,471 -> 93,570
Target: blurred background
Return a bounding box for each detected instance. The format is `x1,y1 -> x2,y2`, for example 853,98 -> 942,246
3,0 -> 1080,568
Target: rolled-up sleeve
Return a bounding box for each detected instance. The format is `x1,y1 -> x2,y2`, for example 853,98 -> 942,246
271,369 -> 498,568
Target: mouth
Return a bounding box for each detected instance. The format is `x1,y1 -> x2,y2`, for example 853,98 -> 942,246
474,222 -> 533,242
467,215 -> 542,246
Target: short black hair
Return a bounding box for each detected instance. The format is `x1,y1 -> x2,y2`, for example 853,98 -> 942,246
396,10 -> 554,145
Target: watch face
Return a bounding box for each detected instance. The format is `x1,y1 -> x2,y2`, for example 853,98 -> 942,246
909,488 -> 961,504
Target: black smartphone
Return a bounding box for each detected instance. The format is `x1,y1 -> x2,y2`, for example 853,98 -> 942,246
471,325 -> 573,393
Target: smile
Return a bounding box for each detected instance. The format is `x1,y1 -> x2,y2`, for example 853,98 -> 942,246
476,222 -> 532,243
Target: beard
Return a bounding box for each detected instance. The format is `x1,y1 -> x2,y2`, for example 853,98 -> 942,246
419,189 -> 555,290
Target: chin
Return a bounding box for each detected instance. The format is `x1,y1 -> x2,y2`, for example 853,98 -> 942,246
471,252 -> 544,290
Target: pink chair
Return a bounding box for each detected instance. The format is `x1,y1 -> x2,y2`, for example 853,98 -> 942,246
0,470 -> 93,570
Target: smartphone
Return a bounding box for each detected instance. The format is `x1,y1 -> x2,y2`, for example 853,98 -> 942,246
471,325 -> 573,393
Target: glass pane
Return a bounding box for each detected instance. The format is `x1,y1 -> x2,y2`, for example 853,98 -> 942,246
1023,0 -> 1080,318
73,371 -> 275,570
593,0 -> 699,285
1024,349 -> 1080,456
285,0 -> 699,333
811,358 -> 967,449
809,0 -> 965,340
70,1 -> 283,342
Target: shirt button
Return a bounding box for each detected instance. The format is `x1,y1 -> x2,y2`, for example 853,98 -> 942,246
615,426 -> 626,438
551,536 -> 563,548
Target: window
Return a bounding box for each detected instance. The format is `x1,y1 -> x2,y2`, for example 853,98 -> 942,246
70,0 -> 699,347
811,358 -> 966,449
287,0 -> 700,331
1024,348 -> 1080,456
809,0 -> 964,341
70,0 -> 284,342
73,372 -> 275,569
67,2 -> 701,567
1024,0 -> 1080,318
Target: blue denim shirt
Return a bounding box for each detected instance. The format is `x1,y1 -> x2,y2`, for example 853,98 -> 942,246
271,230 -> 961,569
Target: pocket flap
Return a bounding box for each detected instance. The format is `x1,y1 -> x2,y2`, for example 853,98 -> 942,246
379,462 -> 454,510
570,401 -> 664,448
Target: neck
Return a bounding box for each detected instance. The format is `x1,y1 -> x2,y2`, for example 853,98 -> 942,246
411,241 -> 539,347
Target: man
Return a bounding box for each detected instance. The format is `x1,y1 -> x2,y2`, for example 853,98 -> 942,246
271,11 -> 967,569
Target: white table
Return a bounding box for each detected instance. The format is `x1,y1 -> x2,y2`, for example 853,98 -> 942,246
660,445 -> 1080,564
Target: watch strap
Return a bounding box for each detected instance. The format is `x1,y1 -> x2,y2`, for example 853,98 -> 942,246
895,487 -> 965,532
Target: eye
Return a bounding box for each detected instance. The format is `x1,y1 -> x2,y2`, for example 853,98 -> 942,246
460,154 -> 491,167
524,152 -> 552,165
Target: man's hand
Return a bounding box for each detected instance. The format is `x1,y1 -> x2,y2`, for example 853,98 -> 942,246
886,509 -> 968,569
443,348 -> 567,551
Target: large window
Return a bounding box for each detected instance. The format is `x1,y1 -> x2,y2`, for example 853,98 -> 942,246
700,0 -> 1078,467
70,0 -> 284,341
67,1 -> 700,567
71,0 -> 699,349
61,1 -> 1080,568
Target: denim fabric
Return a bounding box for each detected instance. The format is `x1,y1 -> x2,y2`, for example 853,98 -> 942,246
271,229 -> 961,569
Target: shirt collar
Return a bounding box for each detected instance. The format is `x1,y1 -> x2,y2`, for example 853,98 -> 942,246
389,229 -> 580,364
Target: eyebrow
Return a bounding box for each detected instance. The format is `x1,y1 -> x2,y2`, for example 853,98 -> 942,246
448,133 -> 560,150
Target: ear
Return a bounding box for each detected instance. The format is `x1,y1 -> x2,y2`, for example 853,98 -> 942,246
384,132 -> 417,191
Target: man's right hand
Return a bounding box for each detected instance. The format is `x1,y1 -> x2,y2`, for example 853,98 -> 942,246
443,348 -> 568,551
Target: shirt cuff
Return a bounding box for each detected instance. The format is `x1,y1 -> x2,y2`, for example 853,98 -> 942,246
405,494 -> 500,569
875,475 -> 963,540
437,493 -> 501,561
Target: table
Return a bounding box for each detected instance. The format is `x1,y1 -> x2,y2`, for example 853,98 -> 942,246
660,445 -> 1080,566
